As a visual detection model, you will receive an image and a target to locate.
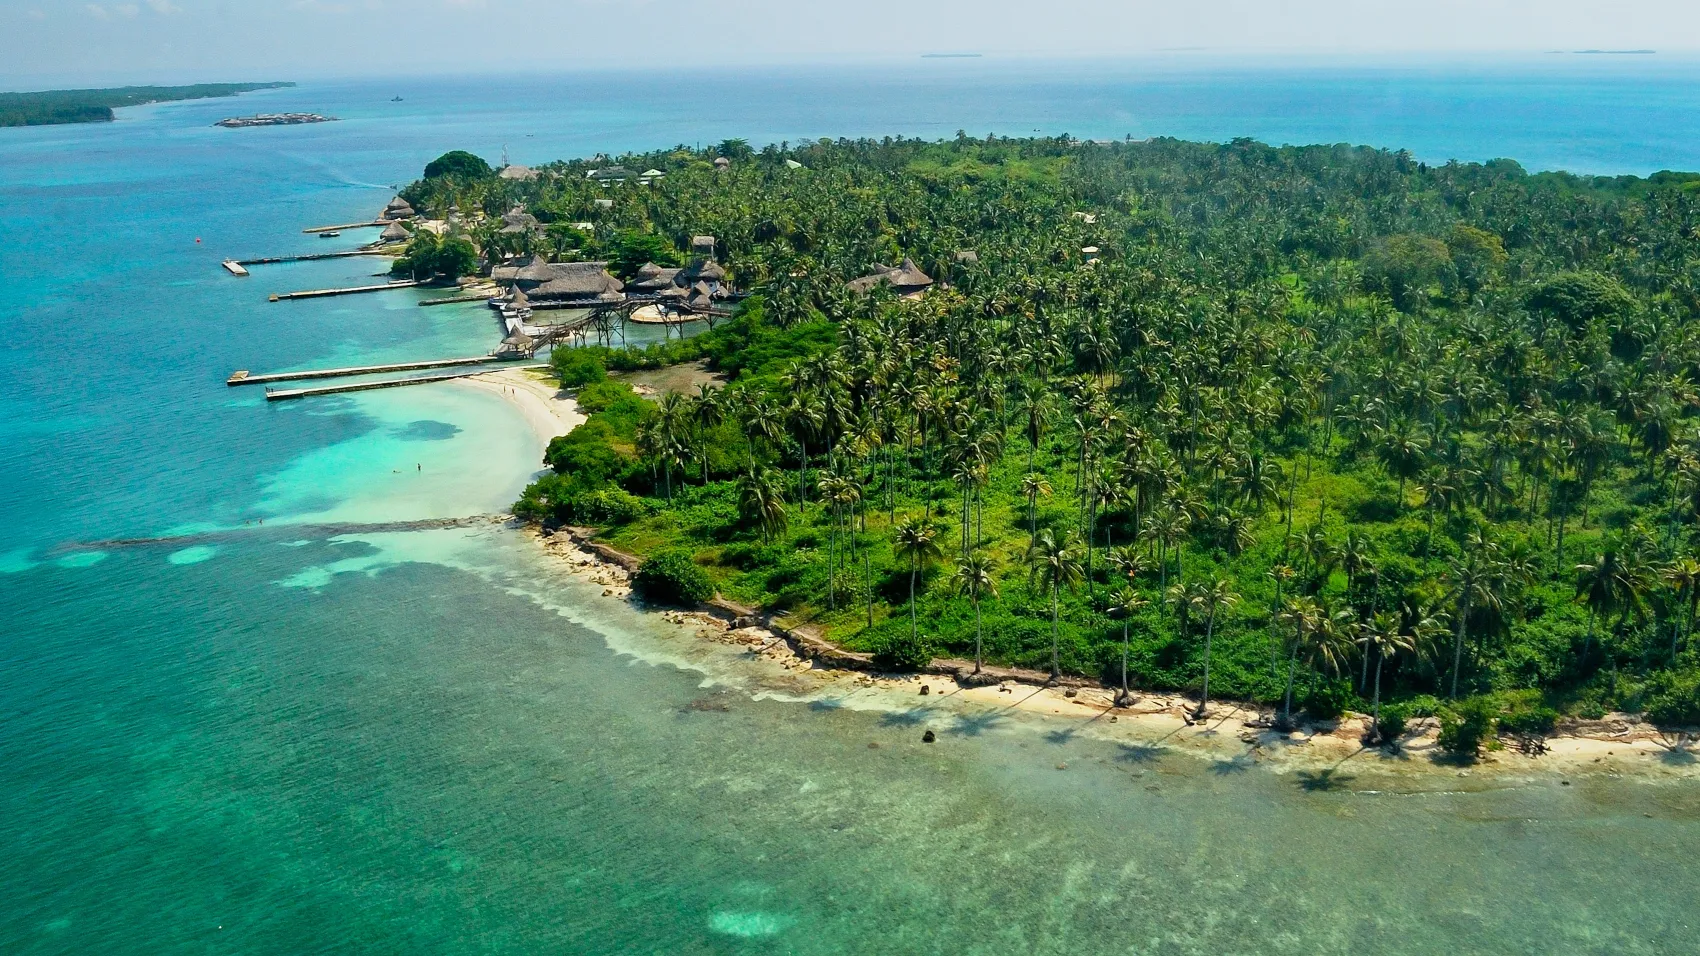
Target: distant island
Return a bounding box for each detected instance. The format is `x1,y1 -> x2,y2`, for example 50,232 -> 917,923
216,113 -> 335,128
0,82 -> 292,128
921,53 -> 982,58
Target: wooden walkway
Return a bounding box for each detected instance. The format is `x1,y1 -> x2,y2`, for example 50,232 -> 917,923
229,356 -> 504,386
303,220 -> 387,234
264,364 -> 545,401
270,280 -> 422,301
236,249 -> 393,266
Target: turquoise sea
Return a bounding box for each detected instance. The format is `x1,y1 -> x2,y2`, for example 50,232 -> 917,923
4,59 -> 1700,954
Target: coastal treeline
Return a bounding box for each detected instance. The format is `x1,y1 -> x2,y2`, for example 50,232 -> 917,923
415,134 -> 1700,745
0,83 -> 292,127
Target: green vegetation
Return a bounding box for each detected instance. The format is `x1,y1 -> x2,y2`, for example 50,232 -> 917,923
633,550 -> 716,606
409,132 -> 1700,733
0,83 -> 291,127
390,233 -> 478,282
422,150 -> 493,180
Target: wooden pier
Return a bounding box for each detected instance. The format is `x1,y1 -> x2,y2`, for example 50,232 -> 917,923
418,293 -> 496,307
222,260 -> 250,276
236,249 -> 393,267
303,221 -> 386,234
270,280 -> 423,301
228,356 -> 505,386
264,364 -> 546,401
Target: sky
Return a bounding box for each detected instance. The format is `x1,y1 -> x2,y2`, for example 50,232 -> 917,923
2,0 -> 1697,87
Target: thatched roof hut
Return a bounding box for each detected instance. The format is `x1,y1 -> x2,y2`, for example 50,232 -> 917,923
500,207 -> 541,235
626,262 -> 682,293
530,262 -> 624,303
847,257 -> 933,295
381,197 -> 415,220
691,235 -> 716,257
379,222 -> 412,243
713,156 -> 731,170
513,258 -> 560,287
498,164 -> 538,181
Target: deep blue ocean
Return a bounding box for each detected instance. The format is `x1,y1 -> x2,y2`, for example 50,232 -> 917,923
3,59 -> 1699,954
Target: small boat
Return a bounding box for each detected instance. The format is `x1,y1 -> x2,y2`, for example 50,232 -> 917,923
319,231 -> 341,238
391,96 -> 403,102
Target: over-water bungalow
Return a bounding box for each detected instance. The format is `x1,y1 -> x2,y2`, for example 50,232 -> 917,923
528,262 -> 624,306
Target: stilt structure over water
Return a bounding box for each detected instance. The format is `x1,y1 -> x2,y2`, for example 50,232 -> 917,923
229,356 -> 504,386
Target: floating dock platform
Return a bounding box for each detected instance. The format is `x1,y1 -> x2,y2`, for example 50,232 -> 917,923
222,260 -> 250,276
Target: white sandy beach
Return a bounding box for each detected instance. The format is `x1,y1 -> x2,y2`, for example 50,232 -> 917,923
455,367 -> 585,444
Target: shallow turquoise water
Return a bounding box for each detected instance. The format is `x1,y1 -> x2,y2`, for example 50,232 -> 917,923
4,61 -> 1700,953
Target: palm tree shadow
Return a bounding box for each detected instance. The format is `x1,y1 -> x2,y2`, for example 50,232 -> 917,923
1043,726 -> 1079,745
1295,767 -> 1356,792
879,707 -> 932,727
1115,742 -> 1163,764
1209,752 -> 1256,775
951,710 -> 1008,737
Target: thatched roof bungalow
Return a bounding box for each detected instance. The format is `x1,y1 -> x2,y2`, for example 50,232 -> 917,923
847,258 -> 932,296
381,197 -> 416,221
626,262 -> 683,293
529,262 -> 624,304
499,206 -> 541,235
498,164 -> 538,181
379,222 -> 412,244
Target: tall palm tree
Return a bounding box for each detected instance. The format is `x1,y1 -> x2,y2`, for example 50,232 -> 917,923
1574,544 -> 1651,674
952,553 -> 999,674
1192,579 -> 1240,718
893,518 -> 942,643
1446,531 -> 1503,698
1274,597 -> 1355,730
736,467 -> 788,543
1109,586 -> 1149,706
689,385 -> 724,483
1355,611 -> 1422,744
1025,530 -> 1083,682
1661,554 -> 1700,661
1019,472 -> 1052,547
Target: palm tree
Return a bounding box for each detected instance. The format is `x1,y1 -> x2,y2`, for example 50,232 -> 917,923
1355,611 -> 1420,744
1661,555 -> 1700,662
1275,597 -> 1355,730
893,518 -> 942,642
1446,531 -> 1503,698
1574,544 -> 1651,674
689,385 -> 724,483
1019,472 -> 1052,546
736,467 -> 788,543
952,553 -> 999,673
1109,586 -> 1148,706
1192,579 -> 1240,718
1025,530 -> 1083,682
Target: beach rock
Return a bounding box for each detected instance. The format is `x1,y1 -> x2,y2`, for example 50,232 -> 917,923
919,685 -> 930,696
1064,688 -> 1078,698
922,730 -> 936,743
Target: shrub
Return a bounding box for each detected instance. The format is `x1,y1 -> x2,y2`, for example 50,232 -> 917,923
576,488 -> 648,525
1438,697 -> 1498,761
872,628 -> 933,672
1375,703 -> 1409,742
633,550 -> 715,606
1302,680 -> 1352,722
1498,706 -> 1559,738
552,348 -> 607,388
1643,670 -> 1700,727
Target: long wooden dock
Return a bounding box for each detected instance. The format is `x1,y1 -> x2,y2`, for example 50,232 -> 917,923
418,293 -> 496,307
236,249 -> 393,266
264,364 -> 546,401
270,280 -> 422,301
303,220 -> 386,234
228,356 -> 504,386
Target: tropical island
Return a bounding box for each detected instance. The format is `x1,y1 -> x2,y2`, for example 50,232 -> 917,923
215,112 -> 334,128
388,135 -> 1700,762
0,82 -> 292,127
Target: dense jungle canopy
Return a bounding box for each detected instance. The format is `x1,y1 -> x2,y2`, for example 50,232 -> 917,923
407,134 -> 1700,745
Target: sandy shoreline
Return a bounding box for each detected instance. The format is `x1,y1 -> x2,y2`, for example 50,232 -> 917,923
454,367 -> 585,444
528,526 -> 1700,785
469,366 -> 1700,785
